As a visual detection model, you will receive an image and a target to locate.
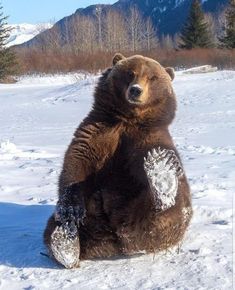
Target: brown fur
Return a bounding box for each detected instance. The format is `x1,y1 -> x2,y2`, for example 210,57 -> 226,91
44,54 -> 192,263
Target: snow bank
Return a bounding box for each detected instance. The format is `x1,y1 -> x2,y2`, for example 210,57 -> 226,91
0,140 -> 19,154
16,72 -> 95,86
182,65 -> 218,74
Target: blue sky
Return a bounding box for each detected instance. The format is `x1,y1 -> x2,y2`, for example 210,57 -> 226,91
2,0 -> 116,24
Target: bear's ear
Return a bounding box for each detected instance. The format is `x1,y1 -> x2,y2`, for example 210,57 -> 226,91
165,67 -> 175,81
112,53 -> 126,66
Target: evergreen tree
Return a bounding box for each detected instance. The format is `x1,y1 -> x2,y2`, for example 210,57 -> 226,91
220,0 -> 235,48
179,0 -> 214,49
0,4 -> 17,81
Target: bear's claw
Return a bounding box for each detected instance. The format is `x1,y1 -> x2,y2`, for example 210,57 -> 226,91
54,183 -> 86,238
144,147 -> 183,211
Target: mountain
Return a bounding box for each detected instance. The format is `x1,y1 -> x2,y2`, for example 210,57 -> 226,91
112,0 -> 228,35
7,23 -> 52,47
18,0 -> 228,48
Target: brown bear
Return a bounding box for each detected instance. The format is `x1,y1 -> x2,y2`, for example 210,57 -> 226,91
44,53 -> 193,268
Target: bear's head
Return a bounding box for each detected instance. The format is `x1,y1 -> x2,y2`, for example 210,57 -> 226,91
94,53 -> 176,127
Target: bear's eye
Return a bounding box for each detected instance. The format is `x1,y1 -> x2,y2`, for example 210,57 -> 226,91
126,70 -> 135,80
149,75 -> 158,81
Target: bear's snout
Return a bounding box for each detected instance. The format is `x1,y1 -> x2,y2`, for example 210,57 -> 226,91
127,84 -> 143,103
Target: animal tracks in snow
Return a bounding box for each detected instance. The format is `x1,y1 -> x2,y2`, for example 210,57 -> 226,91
0,140 -> 59,205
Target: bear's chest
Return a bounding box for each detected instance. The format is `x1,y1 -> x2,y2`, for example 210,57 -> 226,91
96,135 -> 153,194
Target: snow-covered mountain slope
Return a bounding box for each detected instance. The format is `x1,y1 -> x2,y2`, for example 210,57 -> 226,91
0,70 -> 234,289
6,23 -> 52,47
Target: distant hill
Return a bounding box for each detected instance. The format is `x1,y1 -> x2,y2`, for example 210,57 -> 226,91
7,23 -> 52,47
18,0 -> 228,49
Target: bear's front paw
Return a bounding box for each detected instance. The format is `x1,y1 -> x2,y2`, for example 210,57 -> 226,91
144,147 -> 183,212
50,225 -> 80,269
54,183 -> 86,238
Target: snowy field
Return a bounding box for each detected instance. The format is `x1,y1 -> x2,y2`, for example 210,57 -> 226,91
0,70 -> 234,289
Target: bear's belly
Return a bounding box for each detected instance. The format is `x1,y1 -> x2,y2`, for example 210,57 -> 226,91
88,144 -> 188,255
114,203 -> 189,256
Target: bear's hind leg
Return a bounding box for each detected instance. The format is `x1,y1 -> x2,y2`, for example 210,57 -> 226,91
144,147 -> 183,212
44,215 -> 80,269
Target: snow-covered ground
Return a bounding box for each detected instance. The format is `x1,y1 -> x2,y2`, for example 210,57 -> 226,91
0,70 -> 234,289
6,23 -> 52,47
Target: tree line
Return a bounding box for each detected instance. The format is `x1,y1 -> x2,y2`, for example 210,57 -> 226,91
0,3 -> 16,81
0,0 -> 235,79
179,0 -> 235,49
35,6 -> 159,53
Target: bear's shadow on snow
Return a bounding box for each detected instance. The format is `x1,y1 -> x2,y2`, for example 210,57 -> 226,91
0,202 -> 60,269
0,202 -> 145,269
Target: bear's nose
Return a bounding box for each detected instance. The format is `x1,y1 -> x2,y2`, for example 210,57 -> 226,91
129,85 -> 143,99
